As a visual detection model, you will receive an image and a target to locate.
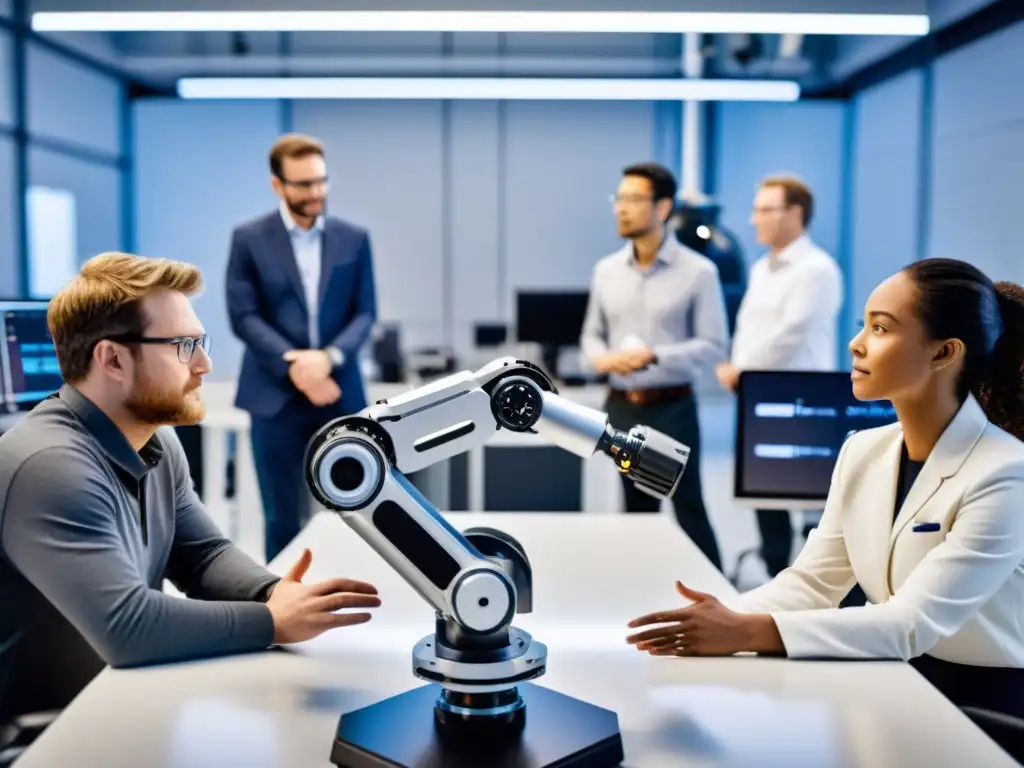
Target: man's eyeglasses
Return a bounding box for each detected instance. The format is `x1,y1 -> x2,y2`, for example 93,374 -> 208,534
108,334 -> 211,363
751,205 -> 790,216
610,194 -> 654,207
277,175 -> 329,191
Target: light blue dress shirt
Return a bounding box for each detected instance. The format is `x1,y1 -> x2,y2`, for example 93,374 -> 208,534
279,203 -> 325,349
580,234 -> 729,390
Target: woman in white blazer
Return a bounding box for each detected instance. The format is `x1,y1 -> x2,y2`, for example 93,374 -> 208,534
627,258 -> 1024,721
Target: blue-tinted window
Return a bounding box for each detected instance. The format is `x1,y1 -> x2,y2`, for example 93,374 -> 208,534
27,42 -> 121,156
0,31 -> 11,128
27,147 -> 121,296
0,135 -> 18,297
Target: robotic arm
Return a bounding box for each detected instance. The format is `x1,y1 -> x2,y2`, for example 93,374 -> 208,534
304,357 -> 690,729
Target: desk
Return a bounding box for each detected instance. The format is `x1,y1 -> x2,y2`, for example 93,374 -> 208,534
15,513 -> 1013,767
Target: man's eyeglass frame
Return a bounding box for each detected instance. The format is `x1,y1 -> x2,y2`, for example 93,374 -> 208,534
276,174 -> 329,191
107,334 -> 211,364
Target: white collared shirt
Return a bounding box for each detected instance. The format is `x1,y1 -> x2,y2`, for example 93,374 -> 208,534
279,202 -> 325,348
731,235 -> 843,371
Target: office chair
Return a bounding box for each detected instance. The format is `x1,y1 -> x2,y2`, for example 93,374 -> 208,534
960,706 -> 1024,765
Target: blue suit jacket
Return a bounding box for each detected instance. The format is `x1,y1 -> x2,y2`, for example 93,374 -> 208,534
225,211 -> 377,419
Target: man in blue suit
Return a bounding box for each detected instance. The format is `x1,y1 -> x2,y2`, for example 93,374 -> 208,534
226,133 -> 377,562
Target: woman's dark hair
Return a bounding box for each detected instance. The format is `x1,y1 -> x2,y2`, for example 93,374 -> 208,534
904,258 -> 1024,440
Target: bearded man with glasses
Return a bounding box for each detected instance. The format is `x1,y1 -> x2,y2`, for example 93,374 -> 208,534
225,133 -> 378,562
0,253 -> 380,740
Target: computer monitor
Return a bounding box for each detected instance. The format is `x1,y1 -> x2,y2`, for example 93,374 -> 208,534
515,291 -> 590,347
733,370 -> 898,508
0,301 -> 62,413
474,323 -> 508,348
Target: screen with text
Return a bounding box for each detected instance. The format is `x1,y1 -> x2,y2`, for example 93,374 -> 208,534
736,371 -> 897,501
2,303 -> 62,410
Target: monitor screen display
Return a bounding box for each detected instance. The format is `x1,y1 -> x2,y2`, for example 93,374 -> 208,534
474,323 -> 508,347
515,291 -> 590,347
0,301 -> 62,412
734,370 -> 898,503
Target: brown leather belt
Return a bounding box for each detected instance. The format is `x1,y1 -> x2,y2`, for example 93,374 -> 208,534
609,384 -> 692,406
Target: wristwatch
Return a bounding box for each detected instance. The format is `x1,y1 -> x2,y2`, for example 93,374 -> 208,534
325,346 -> 345,367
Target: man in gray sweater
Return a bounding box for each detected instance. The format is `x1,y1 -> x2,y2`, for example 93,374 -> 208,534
0,252 -> 380,713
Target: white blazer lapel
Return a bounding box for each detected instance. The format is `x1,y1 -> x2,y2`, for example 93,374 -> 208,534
861,432 -> 903,597
890,395 -> 989,546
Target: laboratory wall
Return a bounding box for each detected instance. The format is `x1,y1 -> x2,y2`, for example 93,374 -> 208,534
928,19 -> 1024,285
849,69 -> 924,335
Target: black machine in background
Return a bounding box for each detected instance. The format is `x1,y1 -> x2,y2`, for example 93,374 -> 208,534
669,201 -> 747,334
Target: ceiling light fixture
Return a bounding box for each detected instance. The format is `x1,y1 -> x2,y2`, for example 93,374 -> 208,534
174,77 -> 802,102
32,10 -> 929,37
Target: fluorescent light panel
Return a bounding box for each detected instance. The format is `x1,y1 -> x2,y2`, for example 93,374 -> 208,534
175,77 -> 801,102
33,10 -> 929,36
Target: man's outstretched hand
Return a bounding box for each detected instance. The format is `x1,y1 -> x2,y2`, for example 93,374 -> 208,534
267,548 -> 380,645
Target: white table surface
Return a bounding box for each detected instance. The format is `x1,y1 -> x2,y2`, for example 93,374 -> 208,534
15,513 -> 1014,768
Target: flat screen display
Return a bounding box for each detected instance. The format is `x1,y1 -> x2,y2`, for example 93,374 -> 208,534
515,291 -> 590,347
734,370 -> 898,502
0,301 -> 62,412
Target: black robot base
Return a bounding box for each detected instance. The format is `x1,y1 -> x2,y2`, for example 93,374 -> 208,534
329,682 -> 624,768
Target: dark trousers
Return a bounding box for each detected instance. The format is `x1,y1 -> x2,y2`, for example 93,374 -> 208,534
756,508 -> 794,577
605,392 -> 722,570
251,398 -> 349,563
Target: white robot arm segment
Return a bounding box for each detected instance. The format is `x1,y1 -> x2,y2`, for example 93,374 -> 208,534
304,357 -> 690,643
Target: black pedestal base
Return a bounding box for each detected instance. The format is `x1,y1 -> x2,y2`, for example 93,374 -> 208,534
331,682 -> 624,768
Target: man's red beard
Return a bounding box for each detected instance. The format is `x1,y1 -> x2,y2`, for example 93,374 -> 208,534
125,375 -> 206,426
